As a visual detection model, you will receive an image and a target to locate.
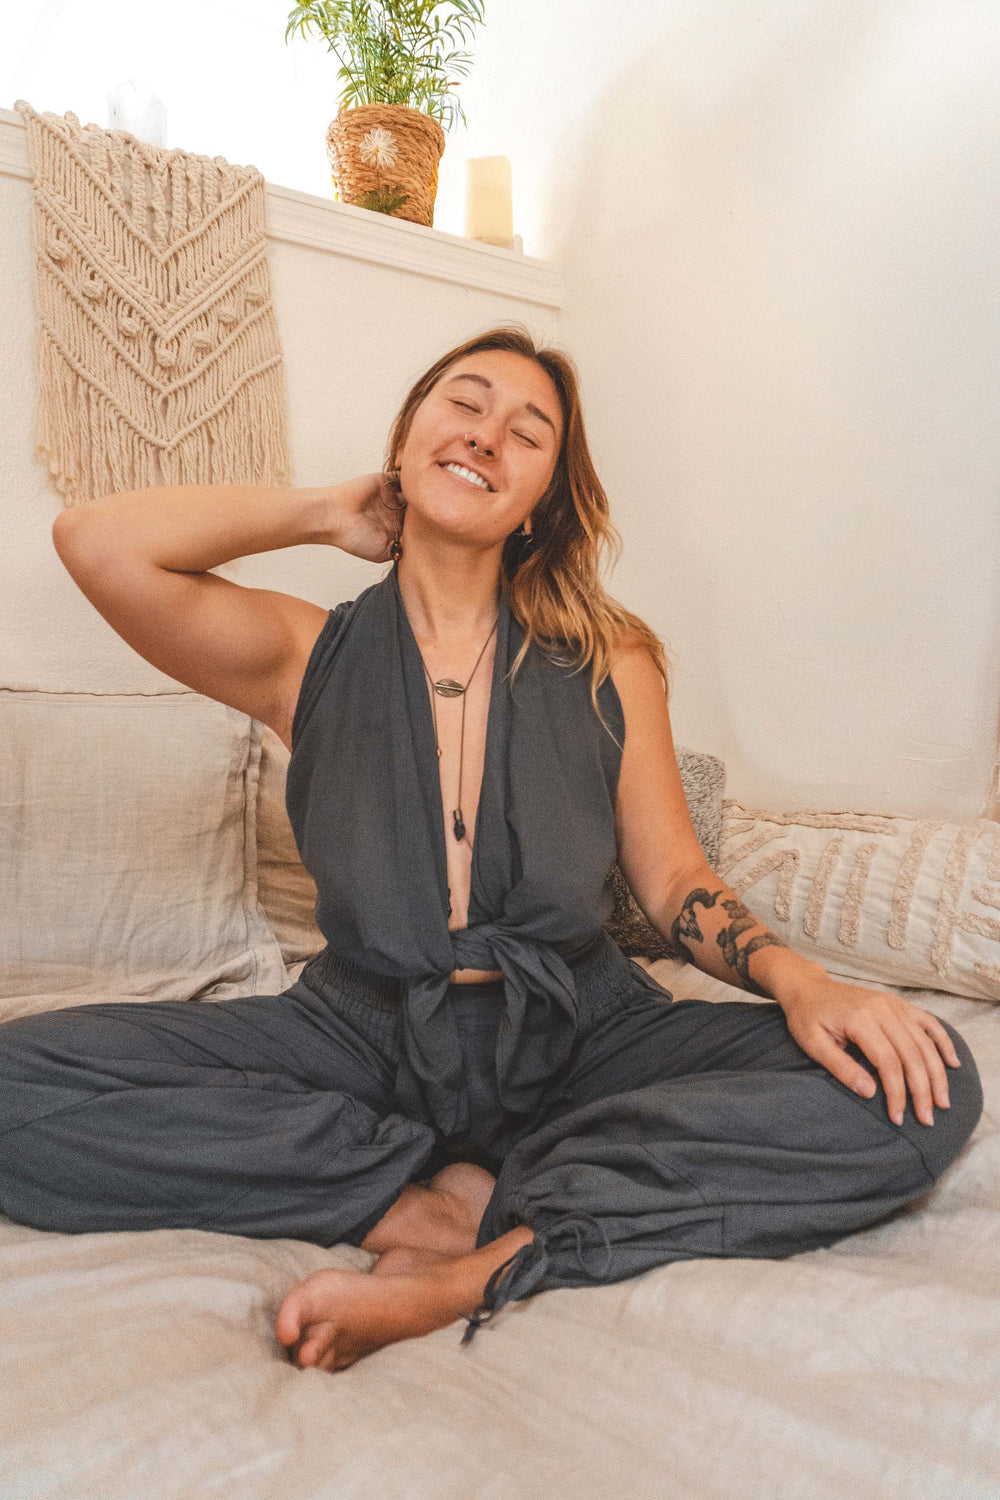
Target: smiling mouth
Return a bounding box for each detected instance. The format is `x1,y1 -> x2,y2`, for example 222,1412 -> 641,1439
438,463 -> 494,493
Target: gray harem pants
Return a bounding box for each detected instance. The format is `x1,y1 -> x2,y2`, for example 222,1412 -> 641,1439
0,934 -> 983,1322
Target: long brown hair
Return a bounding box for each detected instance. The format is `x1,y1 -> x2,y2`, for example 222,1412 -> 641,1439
383,323 -> 676,747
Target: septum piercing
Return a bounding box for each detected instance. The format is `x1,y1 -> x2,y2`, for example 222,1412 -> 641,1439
463,434 -> 532,539
390,431 -> 535,551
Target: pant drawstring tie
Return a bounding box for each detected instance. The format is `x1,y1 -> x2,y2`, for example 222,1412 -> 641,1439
460,1211 -> 614,1346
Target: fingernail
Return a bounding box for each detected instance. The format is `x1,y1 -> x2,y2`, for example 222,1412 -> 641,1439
892,1111 -> 903,1125
920,1109 -> 934,1127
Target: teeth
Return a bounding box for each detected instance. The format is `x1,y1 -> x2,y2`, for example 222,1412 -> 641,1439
442,462 -> 490,491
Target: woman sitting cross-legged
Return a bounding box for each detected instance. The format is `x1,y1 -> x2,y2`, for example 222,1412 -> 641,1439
3,324 -> 982,1372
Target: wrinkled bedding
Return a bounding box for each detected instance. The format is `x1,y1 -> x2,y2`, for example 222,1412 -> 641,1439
0,967 -> 997,1500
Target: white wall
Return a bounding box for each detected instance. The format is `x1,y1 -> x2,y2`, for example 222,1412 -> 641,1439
2,0 -> 998,822
448,0 -> 1000,821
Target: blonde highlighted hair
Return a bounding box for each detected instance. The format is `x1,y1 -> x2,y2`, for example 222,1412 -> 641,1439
383,324 -> 676,747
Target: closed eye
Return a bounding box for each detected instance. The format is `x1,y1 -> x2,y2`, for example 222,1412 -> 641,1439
451,400 -> 538,447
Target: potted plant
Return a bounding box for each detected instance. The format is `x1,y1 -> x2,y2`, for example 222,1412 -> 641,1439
284,0 -> 486,227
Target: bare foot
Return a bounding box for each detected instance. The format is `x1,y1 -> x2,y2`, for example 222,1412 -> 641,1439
359,1160 -> 496,1259
371,1245 -> 453,1277
275,1265 -> 461,1371
275,1225 -> 535,1372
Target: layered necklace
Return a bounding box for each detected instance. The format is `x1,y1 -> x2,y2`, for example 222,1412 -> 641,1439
418,619 -> 498,842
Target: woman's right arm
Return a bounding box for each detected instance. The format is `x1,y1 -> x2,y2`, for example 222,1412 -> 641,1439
51,474 -> 397,750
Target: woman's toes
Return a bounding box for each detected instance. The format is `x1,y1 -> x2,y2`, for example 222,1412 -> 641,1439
275,1293 -> 304,1348
319,1345 -> 353,1373
297,1325 -> 336,1368
276,1275 -> 336,1352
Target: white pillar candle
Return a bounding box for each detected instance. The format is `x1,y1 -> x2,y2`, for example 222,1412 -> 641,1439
106,79 -> 168,147
465,156 -> 514,249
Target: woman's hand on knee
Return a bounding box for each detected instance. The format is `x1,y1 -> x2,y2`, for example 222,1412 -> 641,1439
777,976 -> 962,1128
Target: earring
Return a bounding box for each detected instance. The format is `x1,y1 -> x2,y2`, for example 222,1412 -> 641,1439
510,520 -> 534,564
388,479 -> 406,561
389,507 -> 407,561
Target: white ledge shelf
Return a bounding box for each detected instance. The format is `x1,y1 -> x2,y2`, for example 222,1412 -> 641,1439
0,106 -> 562,309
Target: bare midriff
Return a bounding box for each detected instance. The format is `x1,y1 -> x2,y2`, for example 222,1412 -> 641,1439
446,920 -> 502,984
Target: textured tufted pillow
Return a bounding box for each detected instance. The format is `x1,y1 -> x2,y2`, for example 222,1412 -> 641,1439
717,800 -> 1000,1003
0,690 -> 288,1018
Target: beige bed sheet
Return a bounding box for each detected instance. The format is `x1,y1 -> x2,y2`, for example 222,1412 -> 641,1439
0,970 -> 997,1500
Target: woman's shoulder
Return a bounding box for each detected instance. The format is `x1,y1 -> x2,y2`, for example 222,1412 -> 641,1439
608,626 -> 653,660
606,623 -> 662,680
605,630 -> 669,729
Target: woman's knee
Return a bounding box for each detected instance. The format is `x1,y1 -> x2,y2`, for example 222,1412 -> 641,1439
0,1004 -> 92,1050
0,1014 -> 58,1077
919,1017 -> 984,1181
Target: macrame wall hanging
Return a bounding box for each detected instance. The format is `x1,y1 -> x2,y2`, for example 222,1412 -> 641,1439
15,100 -> 291,506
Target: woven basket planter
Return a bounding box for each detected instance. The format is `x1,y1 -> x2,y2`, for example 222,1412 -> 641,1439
325,104 -> 446,228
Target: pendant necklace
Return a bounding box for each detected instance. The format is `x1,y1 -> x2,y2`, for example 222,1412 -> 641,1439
419,618 -> 498,842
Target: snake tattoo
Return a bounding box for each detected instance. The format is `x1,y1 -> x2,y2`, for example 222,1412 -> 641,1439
669,886 -> 789,999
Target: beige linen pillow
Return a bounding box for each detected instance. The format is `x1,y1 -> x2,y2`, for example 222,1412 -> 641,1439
256,727 -> 726,973
0,689 -> 288,1017
718,799 -> 1000,1003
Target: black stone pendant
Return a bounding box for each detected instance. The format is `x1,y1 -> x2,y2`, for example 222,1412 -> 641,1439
452,811 -> 466,841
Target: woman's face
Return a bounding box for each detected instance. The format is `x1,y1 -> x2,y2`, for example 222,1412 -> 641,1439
393,350 -> 564,548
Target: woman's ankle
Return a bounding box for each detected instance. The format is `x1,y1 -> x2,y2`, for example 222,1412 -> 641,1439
441,1225 -> 536,1317
360,1163 -> 496,1257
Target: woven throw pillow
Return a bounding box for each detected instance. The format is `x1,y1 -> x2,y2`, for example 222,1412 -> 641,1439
256,730 -> 726,971
717,800 -> 1000,1003
0,690 -> 288,1018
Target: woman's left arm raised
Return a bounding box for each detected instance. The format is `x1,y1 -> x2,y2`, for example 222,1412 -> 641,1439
609,641 -> 962,1129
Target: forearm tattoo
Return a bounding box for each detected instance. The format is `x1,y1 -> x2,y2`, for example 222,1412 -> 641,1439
669,886 -> 789,998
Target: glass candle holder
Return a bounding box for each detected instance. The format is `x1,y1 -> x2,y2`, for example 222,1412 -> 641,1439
464,155 -> 514,249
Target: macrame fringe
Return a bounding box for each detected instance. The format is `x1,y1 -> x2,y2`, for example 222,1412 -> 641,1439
16,99 -> 291,506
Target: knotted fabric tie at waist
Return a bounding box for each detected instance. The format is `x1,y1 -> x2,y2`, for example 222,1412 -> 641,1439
392,923 -> 581,1138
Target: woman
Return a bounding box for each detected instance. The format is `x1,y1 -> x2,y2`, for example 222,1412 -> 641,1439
8,325 -> 982,1374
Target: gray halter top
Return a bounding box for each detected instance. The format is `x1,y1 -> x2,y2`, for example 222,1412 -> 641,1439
285,561 -> 625,1137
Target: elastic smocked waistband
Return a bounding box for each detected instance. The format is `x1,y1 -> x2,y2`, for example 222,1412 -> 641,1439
299,927 -> 639,1033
